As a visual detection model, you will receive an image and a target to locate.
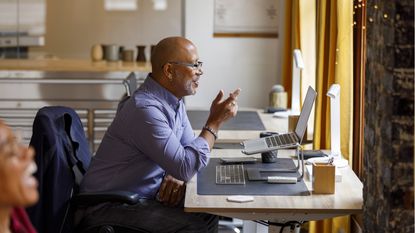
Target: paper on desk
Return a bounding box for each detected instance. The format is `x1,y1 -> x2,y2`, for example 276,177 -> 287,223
306,157 -> 349,168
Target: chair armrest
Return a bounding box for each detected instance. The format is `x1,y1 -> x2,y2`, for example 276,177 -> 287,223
73,191 -> 140,206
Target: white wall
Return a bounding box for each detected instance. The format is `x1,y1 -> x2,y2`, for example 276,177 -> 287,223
184,0 -> 285,108
30,0 -> 287,109
32,0 -> 182,59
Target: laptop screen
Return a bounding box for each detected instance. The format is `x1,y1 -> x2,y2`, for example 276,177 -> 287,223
294,86 -> 317,143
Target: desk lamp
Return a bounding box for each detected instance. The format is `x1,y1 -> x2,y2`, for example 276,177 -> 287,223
274,49 -> 304,117
327,84 -> 348,167
291,49 -> 305,115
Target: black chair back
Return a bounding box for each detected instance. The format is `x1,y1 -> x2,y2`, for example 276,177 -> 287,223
27,106 -> 91,233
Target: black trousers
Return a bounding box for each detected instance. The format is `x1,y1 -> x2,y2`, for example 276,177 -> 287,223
75,199 -> 218,233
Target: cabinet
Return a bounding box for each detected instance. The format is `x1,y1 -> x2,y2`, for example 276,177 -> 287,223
0,70 -> 147,153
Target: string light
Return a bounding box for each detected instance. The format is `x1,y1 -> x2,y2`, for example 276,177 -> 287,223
337,0 -> 366,65
353,0 -> 365,27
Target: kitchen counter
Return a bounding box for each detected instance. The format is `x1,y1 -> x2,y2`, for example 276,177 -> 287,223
0,59 -> 151,152
0,59 -> 152,72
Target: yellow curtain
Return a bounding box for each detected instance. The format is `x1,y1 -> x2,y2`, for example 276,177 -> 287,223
299,0 -> 317,134
281,0 -> 300,107
281,0 -> 316,136
309,0 -> 354,232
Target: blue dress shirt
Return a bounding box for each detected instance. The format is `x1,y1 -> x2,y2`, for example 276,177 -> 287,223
80,75 -> 210,199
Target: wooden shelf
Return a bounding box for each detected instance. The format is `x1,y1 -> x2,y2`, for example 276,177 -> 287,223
0,59 -> 152,72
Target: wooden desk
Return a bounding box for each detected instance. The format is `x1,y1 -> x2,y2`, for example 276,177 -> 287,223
184,149 -> 363,222
191,108 -> 288,144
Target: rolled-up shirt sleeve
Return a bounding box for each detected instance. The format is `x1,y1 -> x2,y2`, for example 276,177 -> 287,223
127,104 -> 210,182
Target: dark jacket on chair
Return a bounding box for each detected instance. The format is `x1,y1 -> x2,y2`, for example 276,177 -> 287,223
26,106 -> 91,233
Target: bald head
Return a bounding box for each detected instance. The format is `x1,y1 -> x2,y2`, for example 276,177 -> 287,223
151,37 -> 197,76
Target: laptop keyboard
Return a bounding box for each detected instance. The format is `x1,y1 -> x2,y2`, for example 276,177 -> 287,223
265,133 -> 297,148
216,164 -> 246,185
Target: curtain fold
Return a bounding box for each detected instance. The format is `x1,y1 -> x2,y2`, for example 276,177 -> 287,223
335,0 -> 353,164
281,0 -> 300,107
313,0 -> 353,162
309,0 -> 354,232
281,1 -> 354,231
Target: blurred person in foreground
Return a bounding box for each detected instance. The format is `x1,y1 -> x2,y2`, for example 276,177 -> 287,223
78,36 -> 241,232
0,121 -> 38,233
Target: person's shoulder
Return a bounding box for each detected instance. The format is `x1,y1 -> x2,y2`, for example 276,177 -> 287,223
134,91 -> 163,109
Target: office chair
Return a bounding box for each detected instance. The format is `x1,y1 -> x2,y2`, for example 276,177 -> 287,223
122,72 -> 138,97
26,106 -> 144,233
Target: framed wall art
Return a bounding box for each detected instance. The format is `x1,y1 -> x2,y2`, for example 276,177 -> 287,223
214,0 -> 278,38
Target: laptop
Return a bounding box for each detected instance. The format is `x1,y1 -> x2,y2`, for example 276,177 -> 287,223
242,86 -> 317,155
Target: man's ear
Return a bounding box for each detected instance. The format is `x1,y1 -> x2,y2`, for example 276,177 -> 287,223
162,63 -> 174,80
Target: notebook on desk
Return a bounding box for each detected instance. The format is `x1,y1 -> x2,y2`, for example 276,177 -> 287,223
242,86 -> 317,155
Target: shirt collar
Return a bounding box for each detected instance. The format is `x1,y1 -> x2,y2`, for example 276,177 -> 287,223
141,74 -> 182,110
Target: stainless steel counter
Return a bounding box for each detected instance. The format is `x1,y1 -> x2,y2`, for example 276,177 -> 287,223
0,70 -> 147,153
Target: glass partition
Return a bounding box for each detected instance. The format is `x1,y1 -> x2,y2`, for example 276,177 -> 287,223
0,0 -> 45,58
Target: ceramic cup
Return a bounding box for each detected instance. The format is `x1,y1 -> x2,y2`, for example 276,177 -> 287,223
104,44 -> 119,62
269,85 -> 287,109
122,50 -> 135,62
90,44 -> 104,61
136,45 -> 146,62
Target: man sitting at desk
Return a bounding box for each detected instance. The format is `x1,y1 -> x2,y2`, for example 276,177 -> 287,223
78,37 -> 241,232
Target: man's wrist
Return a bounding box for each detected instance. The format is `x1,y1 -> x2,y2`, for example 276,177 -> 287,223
202,125 -> 218,140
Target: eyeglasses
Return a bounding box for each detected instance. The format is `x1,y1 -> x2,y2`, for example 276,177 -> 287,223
169,61 -> 203,70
